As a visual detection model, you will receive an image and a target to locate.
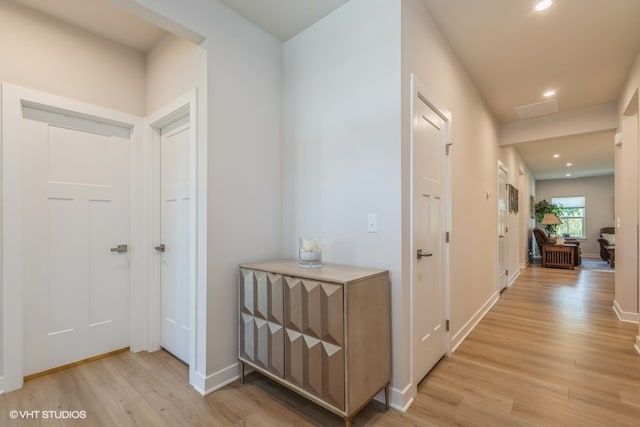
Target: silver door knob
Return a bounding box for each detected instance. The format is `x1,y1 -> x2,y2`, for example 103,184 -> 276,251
110,244 -> 128,253
155,244 -> 165,252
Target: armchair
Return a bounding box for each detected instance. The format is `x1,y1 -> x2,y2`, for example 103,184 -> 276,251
533,227 -> 579,269
597,227 -> 615,262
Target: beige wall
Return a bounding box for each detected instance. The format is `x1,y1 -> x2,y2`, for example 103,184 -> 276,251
500,147 -> 536,271
617,51 -> 640,324
0,1 -> 146,116
402,0 -> 501,382
536,175 -> 615,258
146,33 -> 206,115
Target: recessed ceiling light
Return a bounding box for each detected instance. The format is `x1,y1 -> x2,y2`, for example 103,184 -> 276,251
544,90 -> 556,98
553,154 -> 560,158
566,173 -> 571,177
566,162 -> 572,167
534,0 -> 553,12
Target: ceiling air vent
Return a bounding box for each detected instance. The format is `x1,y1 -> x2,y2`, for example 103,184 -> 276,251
515,99 -> 558,119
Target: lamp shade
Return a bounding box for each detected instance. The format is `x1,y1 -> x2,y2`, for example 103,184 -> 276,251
541,213 -> 562,225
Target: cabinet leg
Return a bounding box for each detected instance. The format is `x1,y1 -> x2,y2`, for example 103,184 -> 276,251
384,384 -> 390,411
344,416 -> 352,427
240,362 -> 245,385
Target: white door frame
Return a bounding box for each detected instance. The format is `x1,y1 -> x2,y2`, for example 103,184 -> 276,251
1,84 -> 144,393
145,90 -> 198,384
408,74 -> 452,398
497,161 -> 509,292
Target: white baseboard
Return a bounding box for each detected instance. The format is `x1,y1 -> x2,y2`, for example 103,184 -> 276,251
613,301 -> 640,323
508,269 -> 521,287
450,291 -> 500,352
582,253 -> 600,259
388,382 -> 413,413
191,363 -> 240,395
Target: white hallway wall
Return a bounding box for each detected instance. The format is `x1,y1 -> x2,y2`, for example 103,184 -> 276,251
285,0 -> 522,408
137,0 -> 526,406
402,0 -> 506,356
118,0 -> 284,391
282,0 -> 403,402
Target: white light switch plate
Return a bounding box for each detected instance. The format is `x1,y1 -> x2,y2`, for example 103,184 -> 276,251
368,214 -> 378,233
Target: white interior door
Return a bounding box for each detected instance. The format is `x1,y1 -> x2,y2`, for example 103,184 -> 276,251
159,117 -> 191,363
498,166 -> 508,291
22,108 -> 131,376
412,94 -> 448,384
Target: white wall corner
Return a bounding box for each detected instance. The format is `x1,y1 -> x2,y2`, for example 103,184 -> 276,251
388,382 -> 414,413
195,362 -> 240,396
450,291 -> 500,352
613,301 -> 640,323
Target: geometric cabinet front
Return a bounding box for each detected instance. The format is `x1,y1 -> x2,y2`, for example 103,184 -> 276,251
284,276 -> 345,410
239,268 -> 284,377
238,261 -> 390,424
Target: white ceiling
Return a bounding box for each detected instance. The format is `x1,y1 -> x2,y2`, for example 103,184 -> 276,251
422,0 -> 640,181
422,0 -> 640,124
514,131 -> 615,180
15,0 -> 640,181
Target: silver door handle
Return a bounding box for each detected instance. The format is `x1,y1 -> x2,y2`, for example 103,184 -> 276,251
417,249 -> 432,259
155,244 -> 166,252
110,244 -> 128,253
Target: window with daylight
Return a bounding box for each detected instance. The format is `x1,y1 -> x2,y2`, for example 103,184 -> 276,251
551,196 -> 586,238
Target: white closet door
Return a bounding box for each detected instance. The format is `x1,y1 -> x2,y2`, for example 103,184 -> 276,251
160,119 -> 191,363
23,113 -> 131,376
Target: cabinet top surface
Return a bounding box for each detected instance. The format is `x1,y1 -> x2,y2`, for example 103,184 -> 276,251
240,259 -> 388,283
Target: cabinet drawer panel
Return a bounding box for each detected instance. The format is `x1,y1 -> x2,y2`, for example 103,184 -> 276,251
240,314 -> 255,361
239,269 -> 284,377
269,323 -> 284,377
285,329 -> 304,387
322,342 -> 345,409
240,268 -> 256,315
284,277 -> 344,346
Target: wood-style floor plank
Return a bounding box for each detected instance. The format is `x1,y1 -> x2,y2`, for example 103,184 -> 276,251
1,265 -> 639,426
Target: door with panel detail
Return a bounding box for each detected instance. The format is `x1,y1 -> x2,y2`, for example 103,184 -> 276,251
239,269 -> 285,377
284,276 -> 344,410
412,93 -> 447,385
22,111 -> 130,376
159,119 -> 192,363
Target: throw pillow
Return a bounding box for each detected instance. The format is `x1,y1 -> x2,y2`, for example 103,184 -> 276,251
602,233 -> 615,245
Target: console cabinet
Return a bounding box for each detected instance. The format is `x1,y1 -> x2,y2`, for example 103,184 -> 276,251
239,260 -> 390,426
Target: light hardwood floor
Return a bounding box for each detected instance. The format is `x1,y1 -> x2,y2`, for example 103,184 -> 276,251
2,265 -> 639,426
